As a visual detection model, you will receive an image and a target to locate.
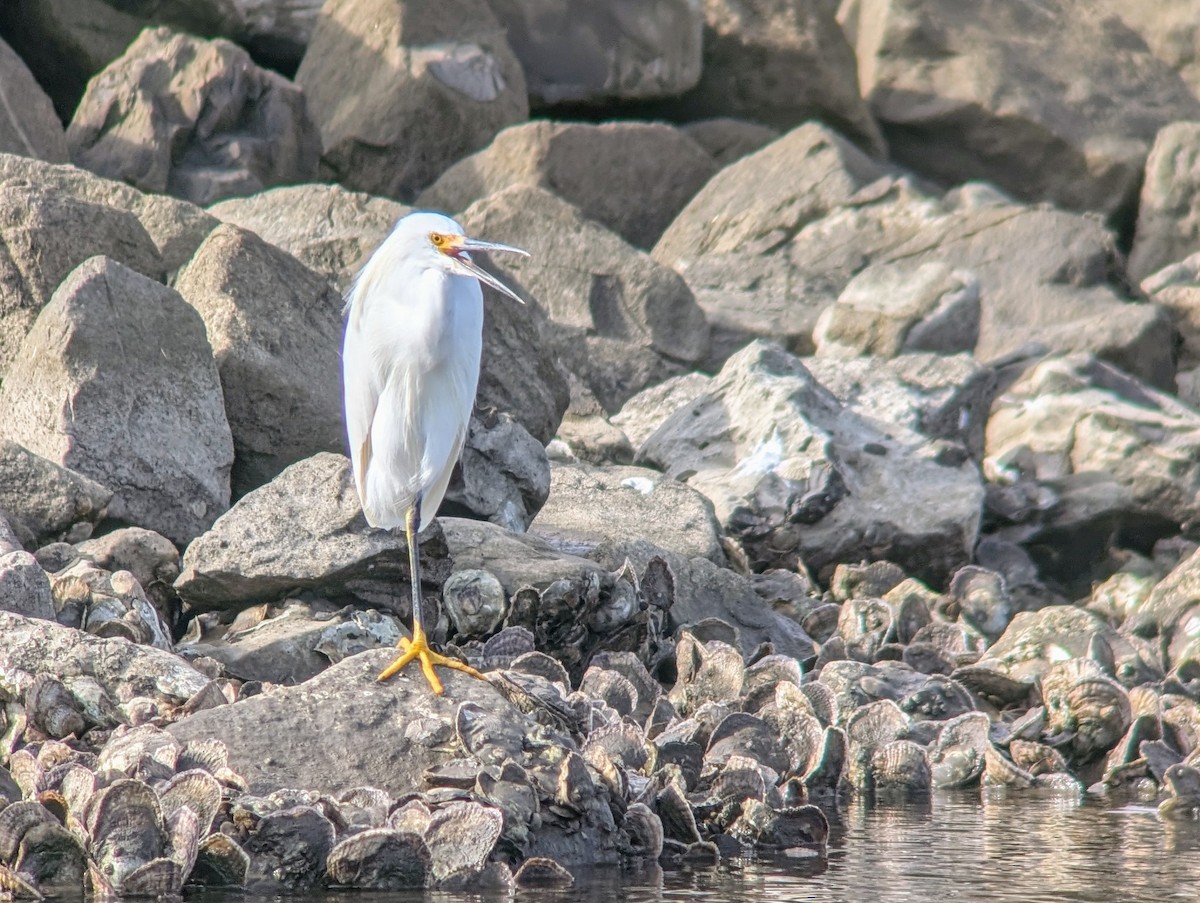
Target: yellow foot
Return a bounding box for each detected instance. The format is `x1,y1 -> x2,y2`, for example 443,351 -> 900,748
376,633 -> 486,695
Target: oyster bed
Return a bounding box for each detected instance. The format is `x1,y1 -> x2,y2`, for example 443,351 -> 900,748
4,543 -> 1200,897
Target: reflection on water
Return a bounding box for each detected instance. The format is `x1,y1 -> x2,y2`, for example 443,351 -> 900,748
194,793 -> 1200,903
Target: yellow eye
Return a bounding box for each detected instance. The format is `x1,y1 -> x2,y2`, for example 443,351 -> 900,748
429,232 -> 449,249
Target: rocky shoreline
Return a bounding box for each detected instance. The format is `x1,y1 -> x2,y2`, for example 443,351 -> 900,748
4,0 -> 1200,896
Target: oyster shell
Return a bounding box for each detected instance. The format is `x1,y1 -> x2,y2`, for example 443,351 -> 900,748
325,828 -> 429,889
422,802 -> 503,883
513,856 -> 574,888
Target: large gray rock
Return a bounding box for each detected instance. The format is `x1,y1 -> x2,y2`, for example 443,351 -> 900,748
532,461 -> 726,565
986,353 -> 1200,538
207,184 -> 410,292
488,0 -> 703,104
839,0 -> 1200,218
174,224 -> 347,498
0,440 -> 112,546
0,256 -> 233,546
444,412 -> 550,533
174,453 -> 450,613
68,27 -> 322,206
460,185 -> 709,410
682,118 -> 780,167
419,120 -> 718,249
296,0 -> 528,201
1129,122 -> 1200,282
0,181 -> 164,378
0,154 -> 219,275
1124,546 -> 1200,673
653,122 -> 893,365
0,609 -> 211,723
637,341 -> 984,583
612,373 -> 714,449
653,0 -> 884,156
813,261 -> 981,359
0,36 -> 68,163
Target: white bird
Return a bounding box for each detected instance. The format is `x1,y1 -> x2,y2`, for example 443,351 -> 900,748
343,210 -> 528,694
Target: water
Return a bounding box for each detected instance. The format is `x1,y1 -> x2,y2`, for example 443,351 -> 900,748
196,793 -> 1200,903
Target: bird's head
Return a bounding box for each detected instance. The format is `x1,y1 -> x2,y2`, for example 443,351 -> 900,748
393,211 -> 529,303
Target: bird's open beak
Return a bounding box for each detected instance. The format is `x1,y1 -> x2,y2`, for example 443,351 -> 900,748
449,238 -> 530,304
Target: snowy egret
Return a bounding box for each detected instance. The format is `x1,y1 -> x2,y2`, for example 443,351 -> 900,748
343,211 -> 528,694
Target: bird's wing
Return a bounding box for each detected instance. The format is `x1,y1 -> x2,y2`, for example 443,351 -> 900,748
342,288 -> 382,505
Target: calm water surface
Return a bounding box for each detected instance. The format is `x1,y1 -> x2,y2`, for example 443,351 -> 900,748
202,793 -> 1200,903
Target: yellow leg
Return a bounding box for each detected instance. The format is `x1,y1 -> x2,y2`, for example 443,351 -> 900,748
376,502 -> 486,695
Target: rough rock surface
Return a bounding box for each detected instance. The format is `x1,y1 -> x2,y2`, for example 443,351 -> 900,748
175,224 -> 347,498
1142,253 -> 1200,405
839,0 -> 1200,218
296,0 -> 528,201
0,181 -> 164,379
682,118 -> 780,167
639,341 -> 984,583
420,120 -> 718,249
1098,0 -> 1200,98
488,0 -> 703,105
0,153 -> 219,275
532,461 -> 726,565
0,551 -> 54,619
175,453 -> 449,613
1129,122 -> 1200,282
0,440 -> 112,546
460,185 -> 709,410
0,36 -> 67,163
67,27 -> 322,206
813,261 -> 981,359
207,184 -> 410,292
444,413 -> 551,533
0,257 -> 234,546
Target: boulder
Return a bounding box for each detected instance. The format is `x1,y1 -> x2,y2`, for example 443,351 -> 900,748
0,0 -> 144,121
803,353 -> 997,461
532,461 -> 726,564
813,261 -> 981,359
0,153 -> 219,275
1141,253 -> 1200,405
0,440 -> 112,546
487,0 -> 703,104
681,118 -> 780,167
637,341 -> 984,583
551,374 -> 636,466
652,122 -> 893,364
0,257 -> 233,546
174,453 -> 450,613
0,551 -> 54,619
207,184 -> 410,292
68,27 -> 322,206
839,0 -> 1200,218
1129,122 -> 1200,282
419,121 -> 718,249
986,353 -> 1200,542
296,0 -> 528,201
1124,546 -> 1200,672
0,181 -> 164,378
654,0 -> 884,156
174,224 -> 347,498
459,185 -> 709,409
0,36 -> 68,163
74,526 -> 181,615
443,412 -> 550,533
